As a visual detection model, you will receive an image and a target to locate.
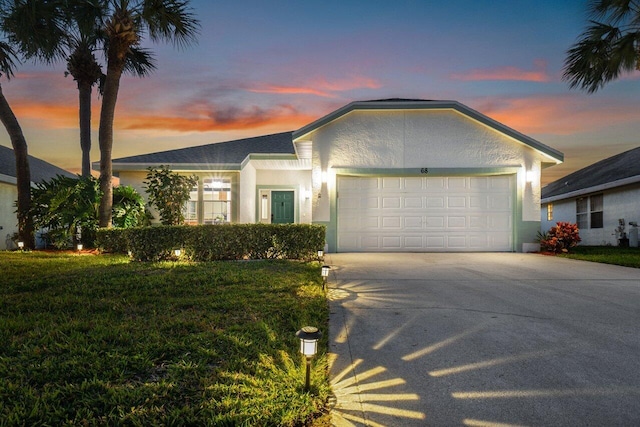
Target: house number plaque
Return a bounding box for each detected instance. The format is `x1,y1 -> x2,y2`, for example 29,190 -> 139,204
420,168 -> 429,174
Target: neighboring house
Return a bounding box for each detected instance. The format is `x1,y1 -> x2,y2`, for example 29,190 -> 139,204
541,146 -> 640,246
0,144 -> 75,250
109,99 -> 564,252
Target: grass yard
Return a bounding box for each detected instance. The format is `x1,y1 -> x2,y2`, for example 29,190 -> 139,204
560,245 -> 640,268
0,251 -> 330,426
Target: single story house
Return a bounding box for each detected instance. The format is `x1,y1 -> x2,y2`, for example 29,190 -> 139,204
541,146 -> 640,246
110,99 -> 564,252
0,144 -> 75,250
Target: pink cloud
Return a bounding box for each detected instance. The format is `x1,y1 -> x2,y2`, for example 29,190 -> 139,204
248,75 -> 382,98
451,60 -> 551,82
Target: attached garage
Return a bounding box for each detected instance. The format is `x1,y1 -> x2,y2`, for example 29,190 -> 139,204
337,175 -> 514,252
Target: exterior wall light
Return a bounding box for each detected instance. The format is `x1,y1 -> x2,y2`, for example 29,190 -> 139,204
296,326 -> 322,391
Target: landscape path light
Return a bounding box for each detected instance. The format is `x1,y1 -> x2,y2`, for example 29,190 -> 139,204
77,243 -> 83,252
317,249 -> 324,259
174,249 -> 182,257
296,326 -> 322,391
321,265 -> 331,290
17,241 -> 24,250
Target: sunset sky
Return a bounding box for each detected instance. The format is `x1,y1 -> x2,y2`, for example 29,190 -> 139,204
1,0 -> 638,185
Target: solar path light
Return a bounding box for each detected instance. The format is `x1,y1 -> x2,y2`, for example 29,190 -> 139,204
321,265 -> 330,290
296,326 -> 322,391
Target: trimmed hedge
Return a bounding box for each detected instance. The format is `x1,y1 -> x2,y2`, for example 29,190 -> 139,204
96,224 -> 326,262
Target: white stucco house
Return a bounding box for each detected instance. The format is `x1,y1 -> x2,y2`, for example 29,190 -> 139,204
110,99 -> 564,252
0,144 -> 75,250
541,146 -> 640,246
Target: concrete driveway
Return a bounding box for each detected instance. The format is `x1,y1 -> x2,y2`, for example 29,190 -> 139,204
325,253 -> 640,426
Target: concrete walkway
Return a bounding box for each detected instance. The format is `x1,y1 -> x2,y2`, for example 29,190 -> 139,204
326,253 -> 640,426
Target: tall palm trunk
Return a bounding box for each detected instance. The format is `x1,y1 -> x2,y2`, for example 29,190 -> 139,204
79,80 -> 92,177
0,82 -> 33,247
98,62 -> 123,228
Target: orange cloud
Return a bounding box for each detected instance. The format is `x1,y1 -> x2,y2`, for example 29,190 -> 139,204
475,95 -> 638,135
117,104 -> 316,132
451,60 -> 551,82
248,75 -> 382,97
11,102 -> 78,128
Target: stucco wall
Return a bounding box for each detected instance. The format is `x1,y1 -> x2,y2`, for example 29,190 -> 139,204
0,182 -> 18,250
239,164 -> 256,223
542,184 -> 640,246
255,169 -> 312,224
303,109 -> 546,251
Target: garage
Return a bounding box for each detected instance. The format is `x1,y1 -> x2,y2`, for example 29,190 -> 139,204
337,175 -> 514,252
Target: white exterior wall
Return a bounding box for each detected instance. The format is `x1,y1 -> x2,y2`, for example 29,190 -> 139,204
256,169 -> 312,223
239,163 -> 256,223
119,171 -> 162,223
0,181 -> 18,250
304,109 -> 545,249
542,184 -> 640,246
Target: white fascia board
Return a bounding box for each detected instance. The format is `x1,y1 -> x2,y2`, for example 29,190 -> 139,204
542,175 -> 640,203
0,173 -> 17,185
112,162 -> 241,173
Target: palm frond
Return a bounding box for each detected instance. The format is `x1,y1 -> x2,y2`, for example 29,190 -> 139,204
0,40 -> 19,79
123,46 -> 156,77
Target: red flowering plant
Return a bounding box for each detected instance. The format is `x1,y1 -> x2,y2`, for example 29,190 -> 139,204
538,222 -> 581,253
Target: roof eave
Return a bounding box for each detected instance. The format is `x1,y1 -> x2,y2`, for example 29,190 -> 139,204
542,174 -> 640,203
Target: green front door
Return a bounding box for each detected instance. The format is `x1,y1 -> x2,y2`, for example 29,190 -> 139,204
271,191 -> 295,224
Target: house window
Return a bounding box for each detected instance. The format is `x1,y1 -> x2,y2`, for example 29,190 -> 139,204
576,194 -> 603,229
546,203 -> 553,221
590,194 -> 603,229
202,178 -> 231,223
183,177 -> 232,224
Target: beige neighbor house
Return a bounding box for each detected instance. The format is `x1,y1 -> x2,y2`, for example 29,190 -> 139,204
108,99 -> 564,253
0,144 -> 75,250
541,146 -> 640,247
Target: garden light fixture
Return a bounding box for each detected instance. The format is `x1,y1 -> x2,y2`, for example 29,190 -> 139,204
317,249 -> 324,258
321,265 -> 330,289
174,249 -> 182,257
17,241 -> 24,250
296,326 -> 322,391
77,243 -> 83,251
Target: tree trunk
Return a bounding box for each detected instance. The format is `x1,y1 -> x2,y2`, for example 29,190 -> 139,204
0,82 -> 33,247
98,63 -> 123,228
79,81 -> 92,177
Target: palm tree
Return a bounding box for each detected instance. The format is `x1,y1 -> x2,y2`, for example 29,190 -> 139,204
5,0 -> 155,178
564,0 -> 640,93
97,0 -> 199,227
0,40 -> 34,247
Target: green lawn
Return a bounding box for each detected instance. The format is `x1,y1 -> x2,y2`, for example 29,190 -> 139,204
560,245 -> 640,268
0,252 -> 330,426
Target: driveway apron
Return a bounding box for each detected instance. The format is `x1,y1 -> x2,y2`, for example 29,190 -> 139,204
325,253 -> 640,426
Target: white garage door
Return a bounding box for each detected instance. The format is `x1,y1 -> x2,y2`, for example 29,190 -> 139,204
337,175 -> 514,252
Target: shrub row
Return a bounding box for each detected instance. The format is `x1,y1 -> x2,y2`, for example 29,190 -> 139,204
96,224 -> 326,262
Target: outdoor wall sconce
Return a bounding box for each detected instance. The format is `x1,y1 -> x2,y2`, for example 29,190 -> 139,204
17,241 -> 24,250
321,265 -> 330,290
77,243 -> 83,251
526,170 -> 537,183
296,326 -> 322,391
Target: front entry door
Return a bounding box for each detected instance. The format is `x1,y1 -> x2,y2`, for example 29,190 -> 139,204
271,191 -> 295,223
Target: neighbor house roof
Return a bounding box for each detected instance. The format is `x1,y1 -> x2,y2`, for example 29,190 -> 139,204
0,144 -> 74,185
293,99 -> 564,165
109,131 -> 295,172
542,146 -> 640,203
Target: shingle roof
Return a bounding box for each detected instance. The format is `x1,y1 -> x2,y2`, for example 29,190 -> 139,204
0,144 -> 74,184
111,131 -> 294,167
542,146 -> 640,201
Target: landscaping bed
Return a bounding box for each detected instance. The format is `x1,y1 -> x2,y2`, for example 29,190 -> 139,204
0,251 -> 330,425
